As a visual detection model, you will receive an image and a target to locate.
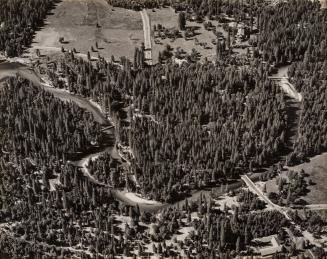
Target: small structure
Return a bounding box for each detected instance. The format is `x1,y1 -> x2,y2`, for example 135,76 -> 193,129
253,235 -> 283,257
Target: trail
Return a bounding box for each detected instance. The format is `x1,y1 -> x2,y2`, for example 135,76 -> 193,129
140,9 -> 152,65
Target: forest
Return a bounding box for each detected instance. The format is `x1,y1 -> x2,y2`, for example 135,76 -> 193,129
0,77 -> 104,161
107,0 -> 264,20
45,52 -> 290,202
258,0 -> 326,65
287,55 -> 327,163
43,0 -> 327,199
0,0 -> 326,257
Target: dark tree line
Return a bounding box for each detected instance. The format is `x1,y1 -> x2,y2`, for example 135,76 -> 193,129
128,62 -> 288,201
257,0 -> 326,65
286,35 -> 327,162
0,0 -> 57,57
0,77 -> 103,162
45,52 -> 290,202
0,77 -> 146,259
108,0 -> 263,23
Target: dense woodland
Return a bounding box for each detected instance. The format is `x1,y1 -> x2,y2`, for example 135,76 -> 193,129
0,0 -> 327,258
288,59 -> 327,162
46,53 -> 290,201
0,76 -> 293,257
258,0 -> 326,65
0,77 -> 103,161
108,0 -> 263,20
129,63 -> 288,201
0,79 -> 127,258
0,0 -> 57,57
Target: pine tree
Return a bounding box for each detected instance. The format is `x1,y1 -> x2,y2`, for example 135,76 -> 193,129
178,12 -> 186,31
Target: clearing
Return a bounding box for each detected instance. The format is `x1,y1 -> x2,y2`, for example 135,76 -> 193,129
29,0 -> 144,61
149,7 -> 229,63
265,152 -> 327,205
286,152 -> 327,205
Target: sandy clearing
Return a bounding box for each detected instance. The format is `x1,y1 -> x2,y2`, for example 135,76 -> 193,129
30,0 -> 144,61
279,78 -> 303,102
124,192 -> 161,205
270,65 -> 303,102
214,193 -> 240,212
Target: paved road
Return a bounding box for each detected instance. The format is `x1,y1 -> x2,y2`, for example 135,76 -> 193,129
140,9 -> 152,65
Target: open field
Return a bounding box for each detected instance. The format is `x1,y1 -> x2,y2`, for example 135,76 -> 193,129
287,153 -> 327,204
265,153 -> 327,205
29,0 -> 144,61
149,8 -> 250,63
149,8 -> 228,63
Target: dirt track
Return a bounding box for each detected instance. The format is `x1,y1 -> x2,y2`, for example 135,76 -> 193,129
140,9 -> 152,65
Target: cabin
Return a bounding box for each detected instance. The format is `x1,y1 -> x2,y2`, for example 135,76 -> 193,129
253,235 -> 283,257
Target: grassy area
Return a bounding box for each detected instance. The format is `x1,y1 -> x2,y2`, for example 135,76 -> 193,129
287,153 -> 327,204
29,0 -> 143,61
149,8 -> 226,63
149,8 -> 251,63
265,153 -> 327,205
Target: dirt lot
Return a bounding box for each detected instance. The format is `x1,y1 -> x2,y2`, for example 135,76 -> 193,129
29,0 -> 144,61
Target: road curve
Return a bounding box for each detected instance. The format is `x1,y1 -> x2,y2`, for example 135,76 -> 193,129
0,62 -> 109,125
140,9 -> 152,65
0,61 -> 166,212
0,61 -> 314,214
269,65 -> 303,102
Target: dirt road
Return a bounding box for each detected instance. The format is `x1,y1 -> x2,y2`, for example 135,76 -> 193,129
305,204 -> 327,210
140,9 -> 152,65
269,65 -> 303,102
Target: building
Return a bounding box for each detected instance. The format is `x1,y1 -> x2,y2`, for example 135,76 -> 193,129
253,235 -> 283,257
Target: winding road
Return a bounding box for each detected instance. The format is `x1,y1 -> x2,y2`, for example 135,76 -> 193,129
0,61 -> 322,216
0,61 -> 177,212
0,61 -> 251,212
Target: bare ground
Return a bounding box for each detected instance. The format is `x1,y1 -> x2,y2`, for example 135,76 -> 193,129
29,0 -> 144,61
